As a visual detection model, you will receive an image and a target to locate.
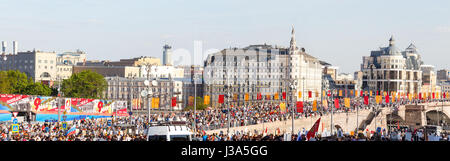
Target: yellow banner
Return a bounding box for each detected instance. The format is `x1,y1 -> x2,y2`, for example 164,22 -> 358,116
298,91 -> 302,98
280,102 -> 286,112
312,100 -> 317,111
408,94 -> 412,101
355,90 -> 359,97
370,90 -> 373,97
245,93 -> 249,101
152,98 -> 160,108
275,93 -> 279,100
339,90 -> 343,97
204,95 -> 210,105
376,96 -> 382,104
344,98 -> 350,108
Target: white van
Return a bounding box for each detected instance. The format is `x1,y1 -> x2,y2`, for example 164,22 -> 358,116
147,121 -> 193,141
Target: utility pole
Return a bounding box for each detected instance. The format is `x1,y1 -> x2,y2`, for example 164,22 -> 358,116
193,67 -> 197,134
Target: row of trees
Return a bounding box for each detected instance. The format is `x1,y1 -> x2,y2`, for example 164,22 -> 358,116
0,70 -> 107,99
0,70 -> 53,96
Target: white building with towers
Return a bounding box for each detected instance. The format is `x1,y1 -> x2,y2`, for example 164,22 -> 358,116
162,44 -> 172,66
203,26 -> 323,108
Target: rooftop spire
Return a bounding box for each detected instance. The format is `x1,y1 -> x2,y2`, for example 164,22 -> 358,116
290,25 -> 297,54
389,35 -> 395,46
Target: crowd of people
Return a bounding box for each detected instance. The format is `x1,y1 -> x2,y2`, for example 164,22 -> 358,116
0,98 -> 448,141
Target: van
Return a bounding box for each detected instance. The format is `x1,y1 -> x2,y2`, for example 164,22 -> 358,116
147,121 -> 193,141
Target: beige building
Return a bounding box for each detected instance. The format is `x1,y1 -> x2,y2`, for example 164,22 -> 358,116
140,65 -> 184,78
103,77 -> 183,110
0,50 -> 57,84
107,56 -> 161,67
73,66 -> 140,78
203,27 -> 323,108
361,37 -> 423,94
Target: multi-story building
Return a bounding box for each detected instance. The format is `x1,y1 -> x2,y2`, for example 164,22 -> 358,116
139,65 -> 184,78
55,50 -> 87,80
106,56 -> 161,67
421,65 -> 440,96
437,69 -> 450,82
162,44 -> 172,66
0,50 -> 57,84
361,36 -> 423,94
73,66 -> 140,78
181,65 -> 204,108
203,27 -> 323,108
103,77 -> 183,110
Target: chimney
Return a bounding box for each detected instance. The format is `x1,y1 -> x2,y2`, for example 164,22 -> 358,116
13,41 -> 18,55
1,41 -> 6,54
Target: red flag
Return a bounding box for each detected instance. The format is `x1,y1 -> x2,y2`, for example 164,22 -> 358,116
296,101 -> 303,113
432,93 -> 435,99
218,95 -> 224,104
444,93 -> 447,99
282,92 -> 286,100
385,94 -> 389,104
334,98 -> 340,109
257,93 -> 262,100
419,93 -> 422,100
377,91 -> 379,96
171,97 -> 177,107
306,118 -> 321,140
360,91 -> 363,97
308,91 -> 312,98
327,90 -> 331,96
364,96 -> 369,105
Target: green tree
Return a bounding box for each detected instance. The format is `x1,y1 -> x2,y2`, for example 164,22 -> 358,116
185,96 -> 208,111
62,70 -> 107,99
0,70 -> 52,96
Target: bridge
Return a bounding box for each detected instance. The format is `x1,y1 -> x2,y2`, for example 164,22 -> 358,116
206,101 -> 450,135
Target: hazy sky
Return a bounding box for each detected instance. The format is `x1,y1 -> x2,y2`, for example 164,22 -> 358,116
0,0 -> 449,73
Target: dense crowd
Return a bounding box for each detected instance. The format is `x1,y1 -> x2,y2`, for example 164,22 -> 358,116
0,98 -> 448,141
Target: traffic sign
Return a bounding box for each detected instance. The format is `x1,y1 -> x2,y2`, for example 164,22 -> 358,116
12,124 -> 19,133
12,112 -> 18,118
62,122 -> 67,130
129,112 -> 132,116
12,118 -> 18,124
107,120 -> 112,126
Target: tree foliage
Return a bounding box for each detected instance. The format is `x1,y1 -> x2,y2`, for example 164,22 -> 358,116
184,96 -> 208,111
0,70 -> 52,96
62,70 -> 107,99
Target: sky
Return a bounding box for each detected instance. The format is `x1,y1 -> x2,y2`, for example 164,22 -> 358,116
0,0 -> 449,73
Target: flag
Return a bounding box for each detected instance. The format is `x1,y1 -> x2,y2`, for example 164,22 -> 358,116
312,100 -> 317,111
334,98 -> 340,109
298,91 -> 302,98
218,95 -> 224,104
376,95 -> 382,104
152,98 -> 160,108
322,90 -> 326,97
339,90 -> 343,97
280,103 -> 286,112
322,100 -> 328,109
66,126 -> 77,136
297,101 -> 303,113
233,94 -> 238,101
188,96 -> 194,106
204,95 -> 210,105
282,92 -> 286,100
308,91 -> 312,98
315,91 -> 319,97
385,94 -> 389,104
432,92 -> 435,99
344,98 -> 350,108
328,90 -> 331,96
257,93 -> 262,100
392,95 -> 396,102
370,90 -> 373,97
171,97 -> 177,107
306,118 -> 321,141
419,93 -> 422,100
245,93 -> 249,101
364,96 -> 369,105
355,90 -> 359,97
275,93 -> 279,100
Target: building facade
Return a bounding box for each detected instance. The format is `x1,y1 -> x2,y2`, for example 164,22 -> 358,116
103,77 -> 183,110
203,27 -> 323,108
437,69 -> 450,82
0,50 -> 57,84
73,66 -> 140,78
361,37 -> 423,94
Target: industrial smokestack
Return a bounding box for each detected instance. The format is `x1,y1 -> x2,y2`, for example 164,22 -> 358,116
1,41 -> 6,54
13,41 -> 18,55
